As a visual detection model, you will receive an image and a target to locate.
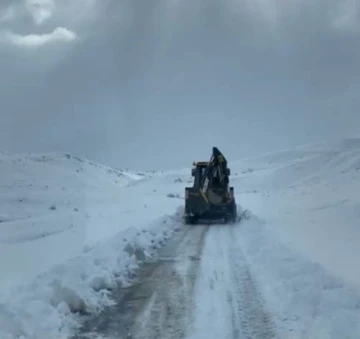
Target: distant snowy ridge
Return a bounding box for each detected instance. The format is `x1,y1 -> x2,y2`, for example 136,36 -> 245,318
234,137 -> 360,167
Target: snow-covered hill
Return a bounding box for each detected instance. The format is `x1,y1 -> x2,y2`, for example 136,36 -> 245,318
0,153 -> 186,339
2,138 -> 360,338
231,138 -> 360,291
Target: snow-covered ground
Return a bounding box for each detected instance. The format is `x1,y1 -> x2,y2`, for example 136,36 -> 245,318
232,138 -> 360,292
2,137 -> 360,338
0,153 -> 187,339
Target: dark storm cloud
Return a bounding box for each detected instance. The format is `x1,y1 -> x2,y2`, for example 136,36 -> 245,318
1,0 -> 359,169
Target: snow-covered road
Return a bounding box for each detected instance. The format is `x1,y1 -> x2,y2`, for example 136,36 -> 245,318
73,214 -> 279,339
188,222 -> 276,339
73,206 -> 360,339
73,222 -> 209,339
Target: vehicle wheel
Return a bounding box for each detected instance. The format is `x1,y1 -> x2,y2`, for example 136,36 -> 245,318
231,205 -> 237,223
225,213 -> 235,224
185,216 -> 197,225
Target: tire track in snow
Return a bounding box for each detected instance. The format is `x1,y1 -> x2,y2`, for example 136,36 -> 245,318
130,223 -> 208,339
227,230 -> 277,339
187,224 -> 277,339
73,223 -> 208,339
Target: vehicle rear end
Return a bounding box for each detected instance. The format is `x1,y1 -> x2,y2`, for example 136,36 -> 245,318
184,186 -> 237,224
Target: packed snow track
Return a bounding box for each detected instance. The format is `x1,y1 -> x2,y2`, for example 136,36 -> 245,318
73,219 -> 276,339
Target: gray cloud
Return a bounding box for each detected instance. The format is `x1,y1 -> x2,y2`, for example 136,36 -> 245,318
0,5 -> 15,22
1,0 -> 360,170
25,0 -> 55,25
332,0 -> 360,32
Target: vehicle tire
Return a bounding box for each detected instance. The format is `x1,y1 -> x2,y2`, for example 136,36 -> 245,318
185,216 -> 198,225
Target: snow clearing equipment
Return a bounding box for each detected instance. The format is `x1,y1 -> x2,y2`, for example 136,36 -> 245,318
184,147 -> 237,224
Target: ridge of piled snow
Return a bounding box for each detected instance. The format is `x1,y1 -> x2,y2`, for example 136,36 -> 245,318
0,211 -> 183,339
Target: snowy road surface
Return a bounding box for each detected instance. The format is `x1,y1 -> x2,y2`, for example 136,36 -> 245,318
187,223 -> 276,339
74,219 -> 277,339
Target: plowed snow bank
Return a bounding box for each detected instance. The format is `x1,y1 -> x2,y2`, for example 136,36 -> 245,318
0,210 -> 183,339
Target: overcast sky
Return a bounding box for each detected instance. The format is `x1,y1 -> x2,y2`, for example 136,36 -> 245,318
1,0 -> 359,170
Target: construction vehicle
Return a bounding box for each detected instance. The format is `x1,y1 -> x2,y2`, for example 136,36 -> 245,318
184,147 -> 237,224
